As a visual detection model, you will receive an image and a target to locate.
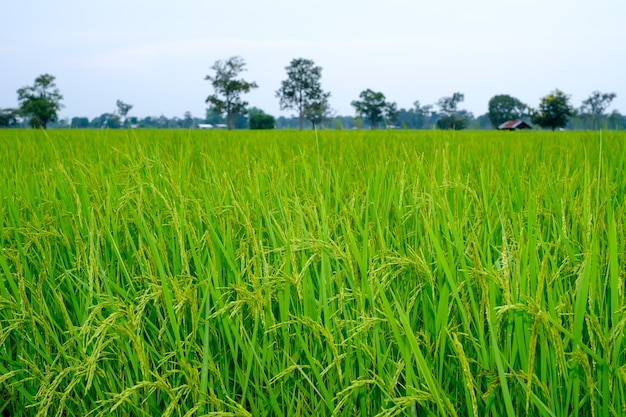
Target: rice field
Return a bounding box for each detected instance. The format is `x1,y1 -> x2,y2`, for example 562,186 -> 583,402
1,129 -> 625,416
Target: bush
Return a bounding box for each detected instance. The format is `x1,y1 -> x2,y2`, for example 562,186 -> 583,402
436,115 -> 467,130
249,112 -> 276,129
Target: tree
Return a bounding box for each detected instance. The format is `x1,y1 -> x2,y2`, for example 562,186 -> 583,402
90,113 -> 121,129
580,91 -> 616,129
413,101 -> 434,129
248,108 -> 275,130
393,102 -> 434,129
0,108 -> 20,128
607,110 -> 625,130
116,100 -> 133,125
351,89 -> 397,129
438,92 -> 464,115
395,108 -> 416,129
303,99 -> 332,129
531,89 -> 575,130
436,115 -> 468,130
205,56 -> 258,130
17,74 -> 63,129
276,58 -> 331,130
436,92 -> 469,130
182,111 -> 194,129
70,117 -> 90,129
487,94 -> 528,128
472,113 -> 493,130
205,105 -> 225,125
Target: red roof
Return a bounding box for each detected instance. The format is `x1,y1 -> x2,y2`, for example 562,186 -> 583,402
498,120 -> 532,130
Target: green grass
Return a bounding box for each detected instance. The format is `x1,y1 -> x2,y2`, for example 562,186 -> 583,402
0,128 -> 625,416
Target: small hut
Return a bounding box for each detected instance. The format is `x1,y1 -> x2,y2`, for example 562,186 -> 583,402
498,120 -> 532,130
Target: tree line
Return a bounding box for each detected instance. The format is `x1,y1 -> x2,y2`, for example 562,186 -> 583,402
1,56 -> 623,130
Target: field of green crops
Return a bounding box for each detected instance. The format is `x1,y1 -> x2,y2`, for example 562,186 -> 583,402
1,129 -> 625,416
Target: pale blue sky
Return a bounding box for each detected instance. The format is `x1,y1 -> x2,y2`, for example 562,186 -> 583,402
2,0 -> 624,120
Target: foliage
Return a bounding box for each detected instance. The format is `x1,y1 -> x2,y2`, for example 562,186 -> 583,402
276,58 -> 331,129
70,117 -> 90,129
0,108 -> 20,128
304,99 -> 332,129
182,111 -> 194,129
138,115 -> 172,129
16,74 -> 63,129
116,100 -> 133,124
248,108 -> 275,129
351,89 -> 398,129
413,100 -> 435,128
205,56 -> 258,130
607,110 -> 626,129
89,113 -> 121,129
394,101 -> 435,129
1,130 -> 625,416
531,89 -> 575,130
436,114 -> 467,130
436,92 -> 470,130
580,91 -> 617,129
487,94 -> 528,128
581,91 -> 617,116
437,92 -> 464,115
469,113 -> 493,130
205,105 -> 226,125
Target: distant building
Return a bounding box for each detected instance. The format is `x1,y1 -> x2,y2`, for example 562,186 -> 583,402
198,123 -> 228,129
498,120 -> 532,130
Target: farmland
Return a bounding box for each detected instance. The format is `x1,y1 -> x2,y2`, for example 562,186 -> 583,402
1,129 -> 625,416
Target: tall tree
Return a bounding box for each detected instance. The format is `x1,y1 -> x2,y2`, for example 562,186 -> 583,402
17,74 -> 63,129
414,101 -> 434,129
276,58 -> 331,130
531,89 -> 575,130
116,100 -> 133,125
351,89 -> 397,129
205,56 -> 258,130
436,92 -> 468,130
303,99 -> 332,129
182,111 -> 194,129
487,94 -> 528,128
437,92 -> 464,116
580,91 -> 616,129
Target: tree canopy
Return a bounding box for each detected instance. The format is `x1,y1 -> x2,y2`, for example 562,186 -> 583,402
436,92 -> 469,130
487,94 -> 528,128
351,89 -> 397,129
7,62 -> 625,131
531,89 -> 575,130
205,56 -> 258,130
116,100 -> 133,125
580,91 -> 616,129
581,91 -> 616,116
248,108 -> 276,130
276,58 -> 331,130
0,108 -> 20,128
17,74 -> 64,129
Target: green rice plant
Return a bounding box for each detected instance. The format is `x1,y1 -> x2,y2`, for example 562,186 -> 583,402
0,129 -> 625,416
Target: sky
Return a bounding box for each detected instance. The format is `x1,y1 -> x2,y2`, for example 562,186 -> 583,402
2,0 -> 625,120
